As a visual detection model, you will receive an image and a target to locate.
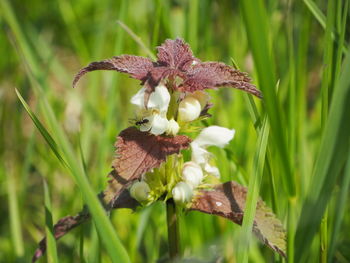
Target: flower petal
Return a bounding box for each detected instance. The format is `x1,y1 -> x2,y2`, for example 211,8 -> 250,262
193,126 -> 235,148
130,87 -> 147,108
191,142 -> 211,165
150,114 -> 169,135
147,84 -> 171,112
172,182 -> 193,204
182,161 -> 204,188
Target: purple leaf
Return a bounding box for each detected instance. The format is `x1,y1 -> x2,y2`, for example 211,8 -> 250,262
181,62 -> 262,98
73,55 -> 154,88
156,38 -> 197,71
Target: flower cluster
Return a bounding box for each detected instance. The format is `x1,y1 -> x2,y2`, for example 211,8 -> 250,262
73,38 -> 261,206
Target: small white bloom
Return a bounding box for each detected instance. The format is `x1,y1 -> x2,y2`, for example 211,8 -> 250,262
178,96 -> 201,122
129,181 -> 150,202
172,182 -> 193,204
182,161 -> 203,188
204,163 -> 220,177
150,114 -> 169,135
131,84 -> 171,135
166,118 -> 180,136
193,126 -> 235,148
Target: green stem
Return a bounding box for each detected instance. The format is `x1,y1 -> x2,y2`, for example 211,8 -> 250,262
166,199 -> 180,261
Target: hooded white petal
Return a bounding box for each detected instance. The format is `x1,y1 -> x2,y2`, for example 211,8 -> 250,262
178,96 -> 201,122
148,84 -> 171,112
172,182 -> 193,204
166,118 -> 180,136
129,181 -> 150,202
182,161 -> 203,188
130,84 -> 170,113
150,114 -> 169,135
193,126 -> 235,148
130,87 -> 147,108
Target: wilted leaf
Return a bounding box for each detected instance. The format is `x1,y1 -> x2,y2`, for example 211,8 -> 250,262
32,188 -> 139,263
181,62 -> 262,98
190,181 -> 286,257
73,55 -> 154,88
156,38 -> 197,71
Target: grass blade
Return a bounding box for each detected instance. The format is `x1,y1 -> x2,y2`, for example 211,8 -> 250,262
236,116 -> 270,262
43,180 -> 59,263
295,48 -> 350,261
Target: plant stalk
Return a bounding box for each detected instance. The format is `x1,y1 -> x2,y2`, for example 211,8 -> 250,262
166,199 -> 180,261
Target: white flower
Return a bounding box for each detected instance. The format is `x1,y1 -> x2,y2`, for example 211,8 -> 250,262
178,96 -> 201,122
190,125 -> 235,178
131,84 -> 170,111
193,126 -> 235,148
129,181 -> 150,202
172,182 -> 193,204
182,161 -> 203,188
131,84 -> 171,135
166,118 -> 180,136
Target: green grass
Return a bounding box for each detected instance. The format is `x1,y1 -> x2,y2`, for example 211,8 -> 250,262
1,0 -> 350,262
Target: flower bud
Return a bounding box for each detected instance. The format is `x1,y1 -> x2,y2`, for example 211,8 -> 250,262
204,163 -> 220,177
172,182 -> 193,204
166,118 -> 180,136
193,126 -> 235,148
182,162 -> 203,188
129,181 -> 150,202
178,96 -> 201,122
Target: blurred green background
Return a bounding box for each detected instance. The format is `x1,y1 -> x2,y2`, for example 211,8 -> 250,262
1,0 -> 350,262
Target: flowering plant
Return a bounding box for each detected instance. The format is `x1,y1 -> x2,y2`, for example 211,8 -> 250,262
33,39 -> 285,262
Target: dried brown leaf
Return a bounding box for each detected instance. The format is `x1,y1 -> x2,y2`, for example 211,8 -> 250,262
181,62 -> 262,98
72,55 -> 154,88
190,181 -> 286,258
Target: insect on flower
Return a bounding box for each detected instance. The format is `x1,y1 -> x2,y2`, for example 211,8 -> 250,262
32,38 -> 287,263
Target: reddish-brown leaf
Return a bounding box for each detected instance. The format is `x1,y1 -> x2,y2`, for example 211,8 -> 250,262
180,62 -> 262,98
156,38 -> 196,71
32,210 -> 90,262
112,127 -> 191,184
190,181 -> 286,258
32,188 -> 139,263
72,55 -> 154,88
